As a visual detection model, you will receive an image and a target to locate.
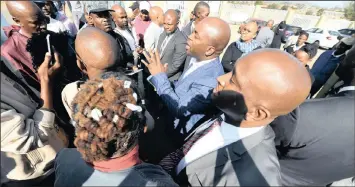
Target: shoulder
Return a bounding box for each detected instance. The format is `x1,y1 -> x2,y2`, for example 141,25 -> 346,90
133,163 -> 179,186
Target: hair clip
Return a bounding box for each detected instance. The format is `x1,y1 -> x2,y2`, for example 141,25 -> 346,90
91,108 -> 103,122
124,81 -> 131,88
132,92 -> 138,101
112,114 -> 119,123
126,103 -> 142,112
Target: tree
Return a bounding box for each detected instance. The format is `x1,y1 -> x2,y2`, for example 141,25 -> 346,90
255,1 -> 263,5
317,8 -> 324,16
281,5 -> 289,10
306,10 -> 314,15
344,1 -> 355,21
267,3 -> 279,9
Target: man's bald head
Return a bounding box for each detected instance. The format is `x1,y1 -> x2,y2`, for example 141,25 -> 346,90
193,1 -> 210,24
6,1 -> 47,37
111,4 -> 128,29
163,9 -> 179,34
186,17 -> 230,59
215,49 -> 311,125
75,27 -> 120,79
149,6 -> 164,25
240,21 -> 258,42
267,20 -> 274,28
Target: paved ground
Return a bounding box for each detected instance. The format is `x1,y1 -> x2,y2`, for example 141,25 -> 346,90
226,24 -> 325,68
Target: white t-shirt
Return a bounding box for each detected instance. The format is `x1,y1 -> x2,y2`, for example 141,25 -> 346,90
47,18 -> 67,33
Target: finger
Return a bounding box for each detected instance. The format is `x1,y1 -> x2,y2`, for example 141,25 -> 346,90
155,48 -> 160,61
141,60 -> 149,67
142,50 -> 151,61
41,52 -> 51,68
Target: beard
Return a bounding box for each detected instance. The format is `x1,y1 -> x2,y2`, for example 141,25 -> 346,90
211,90 -> 248,125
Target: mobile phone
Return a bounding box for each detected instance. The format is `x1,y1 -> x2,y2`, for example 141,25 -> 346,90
46,34 -> 54,66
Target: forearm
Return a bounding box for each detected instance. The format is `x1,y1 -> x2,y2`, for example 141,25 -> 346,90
40,80 -> 53,110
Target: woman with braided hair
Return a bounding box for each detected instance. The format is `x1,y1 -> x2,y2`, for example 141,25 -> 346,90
54,75 -> 178,187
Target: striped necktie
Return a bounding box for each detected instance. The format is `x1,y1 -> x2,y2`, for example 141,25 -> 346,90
159,117 -> 222,174
160,35 -> 170,54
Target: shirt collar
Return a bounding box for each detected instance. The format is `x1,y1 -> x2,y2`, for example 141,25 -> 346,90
190,57 -> 217,66
332,51 -> 345,58
338,86 -> 355,93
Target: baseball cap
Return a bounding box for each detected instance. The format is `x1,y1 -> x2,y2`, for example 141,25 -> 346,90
129,2 -> 139,11
85,2 -> 113,14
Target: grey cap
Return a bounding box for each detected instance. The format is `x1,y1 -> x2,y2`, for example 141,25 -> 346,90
85,2 -> 113,14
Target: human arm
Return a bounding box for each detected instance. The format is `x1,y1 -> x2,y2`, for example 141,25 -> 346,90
144,27 -> 155,50
166,38 -> 187,77
221,43 -> 236,72
1,52 -> 63,154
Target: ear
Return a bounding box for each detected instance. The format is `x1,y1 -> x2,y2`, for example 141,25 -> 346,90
76,59 -> 87,74
245,106 -> 270,122
205,46 -> 216,57
12,17 -> 21,25
86,14 -> 94,25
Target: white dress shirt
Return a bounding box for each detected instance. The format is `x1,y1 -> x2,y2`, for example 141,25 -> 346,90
114,27 -> 137,50
338,86 -> 355,94
181,57 -> 217,79
47,18 -> 67,34
176,114 -> 264,174
144,22 -> 163,50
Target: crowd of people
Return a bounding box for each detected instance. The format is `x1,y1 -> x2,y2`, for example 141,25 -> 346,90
1,1 -> 354,187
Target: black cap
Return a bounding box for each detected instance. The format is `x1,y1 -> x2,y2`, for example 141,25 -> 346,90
129,2 -> 139,10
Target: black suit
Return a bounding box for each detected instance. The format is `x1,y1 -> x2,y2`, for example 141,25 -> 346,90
271,97 -> 355,186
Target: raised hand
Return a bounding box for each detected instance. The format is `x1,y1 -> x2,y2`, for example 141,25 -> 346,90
141,49 -> 168,76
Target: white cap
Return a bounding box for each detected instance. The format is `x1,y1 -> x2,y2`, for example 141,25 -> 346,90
139,1 -> 151,11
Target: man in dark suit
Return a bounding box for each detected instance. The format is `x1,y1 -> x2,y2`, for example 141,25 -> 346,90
156,9 -> 187,82
142,17 -> 230,138
181,1 -> 210,38
333,44 -> 355,97
159,49 -> 312,186
271,96 -> 354,186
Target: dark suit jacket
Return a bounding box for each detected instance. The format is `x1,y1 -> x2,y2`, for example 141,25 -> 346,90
271,97 -> 355,186
221,42 -> 261,72
176,125 -> 282,186
157,29 -> 187,82
181,21 -> 193,38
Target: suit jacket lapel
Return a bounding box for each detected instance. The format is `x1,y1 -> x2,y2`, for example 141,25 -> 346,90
160,30 -> 179,59
157,32 -> 166,54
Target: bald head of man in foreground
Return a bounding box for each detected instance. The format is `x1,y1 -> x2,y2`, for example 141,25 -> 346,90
75,27 -> 120,79
163,9 -> 179,34
149,6 -> 164,26
6,1 -> 47,38
214,49 -> 311,127
186,17 -> 231,61
111,4 -> 128,29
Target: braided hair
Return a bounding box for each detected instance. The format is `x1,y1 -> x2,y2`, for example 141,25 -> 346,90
71,74 -> 145,163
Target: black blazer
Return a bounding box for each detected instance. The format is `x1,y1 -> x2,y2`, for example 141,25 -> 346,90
221,42 -> 261,72
270,30 -> 286,49
270,97 -> 355,186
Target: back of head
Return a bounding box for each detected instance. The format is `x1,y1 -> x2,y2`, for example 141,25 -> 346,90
149,6 -> 163,24
75,27 -> 120,71
72,74 -> 145,162
237,49 -> 312,117
199,17 -> 231,55
6,1 -> 41,18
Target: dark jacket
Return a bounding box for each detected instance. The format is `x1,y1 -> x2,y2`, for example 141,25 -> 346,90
54,148 -> 179,187
270,29 -> 286,49
221,42 -> 261,72
270,97 -> 355,186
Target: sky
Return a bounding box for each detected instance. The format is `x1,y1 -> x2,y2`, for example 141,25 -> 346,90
290,1 -> 348,8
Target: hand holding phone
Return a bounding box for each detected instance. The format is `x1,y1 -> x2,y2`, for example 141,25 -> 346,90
46,34 -> 54,66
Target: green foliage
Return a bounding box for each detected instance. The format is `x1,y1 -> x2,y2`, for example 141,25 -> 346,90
255,1 -> 263,5
306,10 -> 314,15
281,5 -> 289,10
344,1 -> 355,21
267,3 -> 279,9
317,8 -> 324,16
